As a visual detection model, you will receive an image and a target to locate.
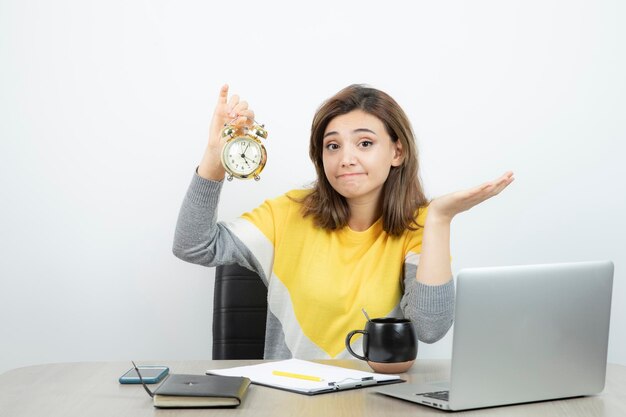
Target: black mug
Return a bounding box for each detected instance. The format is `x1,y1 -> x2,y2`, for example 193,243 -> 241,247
345,318 -> 417,373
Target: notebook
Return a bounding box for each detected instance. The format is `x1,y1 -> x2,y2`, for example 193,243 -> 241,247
207,359 -> 403,395
376,260 -> 614,411
151,374 -> 250,408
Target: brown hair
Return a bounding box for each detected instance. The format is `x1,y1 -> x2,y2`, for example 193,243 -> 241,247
300,84 -> 428,236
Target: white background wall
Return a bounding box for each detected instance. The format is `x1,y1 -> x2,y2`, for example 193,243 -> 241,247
1,0 -> 624,374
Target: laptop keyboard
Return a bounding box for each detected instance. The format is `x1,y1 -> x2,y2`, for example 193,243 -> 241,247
420,391 -> 449,401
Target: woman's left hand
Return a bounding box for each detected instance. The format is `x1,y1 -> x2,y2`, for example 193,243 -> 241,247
428,171 -> 515,223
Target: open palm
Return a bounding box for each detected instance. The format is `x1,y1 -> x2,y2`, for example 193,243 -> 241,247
429,171 -> 515,222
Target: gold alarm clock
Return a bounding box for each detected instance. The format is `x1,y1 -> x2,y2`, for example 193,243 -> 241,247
220,120 -> 268,181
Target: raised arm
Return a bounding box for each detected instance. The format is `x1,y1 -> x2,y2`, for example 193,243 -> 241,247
399,172 -> 514,343
172,85 -> 267,278
416,171 -> 515,285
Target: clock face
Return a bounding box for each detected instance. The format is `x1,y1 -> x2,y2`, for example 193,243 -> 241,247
222,137 -> 265,177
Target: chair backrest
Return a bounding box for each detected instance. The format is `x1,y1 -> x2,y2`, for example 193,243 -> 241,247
212,263 -> 268,359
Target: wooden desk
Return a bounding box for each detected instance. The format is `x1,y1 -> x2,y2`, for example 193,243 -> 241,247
1,360 -> 625,416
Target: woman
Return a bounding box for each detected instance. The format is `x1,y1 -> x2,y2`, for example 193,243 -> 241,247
173,84 -> 514,359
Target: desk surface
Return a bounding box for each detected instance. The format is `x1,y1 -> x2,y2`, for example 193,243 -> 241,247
1,360 -> 625,417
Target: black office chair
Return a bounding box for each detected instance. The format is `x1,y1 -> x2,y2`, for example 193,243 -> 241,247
212,263 -> 268,359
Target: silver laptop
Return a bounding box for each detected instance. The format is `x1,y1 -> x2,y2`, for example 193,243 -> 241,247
377,260 -> 614,411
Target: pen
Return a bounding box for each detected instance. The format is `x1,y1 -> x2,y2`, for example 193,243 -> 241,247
272,370 -> 324,382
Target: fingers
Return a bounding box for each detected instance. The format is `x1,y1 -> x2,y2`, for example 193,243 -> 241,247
215,84 -> 255,125
217,84 -> 229,104
494,171 -> 515,190
226,94 -> 239,114
486,172 -> 514,187
215,84 -> 243,114
229,100 -> 248,118
483,171 -> 515,197
467,171 -> 514,204
495,171 -> 514,187
237,108 -> 255,122
228,100 -> 255,126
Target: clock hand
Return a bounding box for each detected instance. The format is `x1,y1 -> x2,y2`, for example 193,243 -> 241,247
241,157 -> 250,167
241,147 -> 254,163
242,153 -> 256,162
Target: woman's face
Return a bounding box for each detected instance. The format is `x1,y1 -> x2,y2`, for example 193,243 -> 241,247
321,110 -> 403,204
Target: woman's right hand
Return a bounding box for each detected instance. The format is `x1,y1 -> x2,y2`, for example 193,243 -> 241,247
198,84 -> 256,180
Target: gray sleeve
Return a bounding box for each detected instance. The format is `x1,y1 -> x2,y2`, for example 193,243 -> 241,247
400,263 -> 455,343
172,172 -> 267,282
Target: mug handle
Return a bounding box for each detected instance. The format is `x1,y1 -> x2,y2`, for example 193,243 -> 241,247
345,330 -> 367,361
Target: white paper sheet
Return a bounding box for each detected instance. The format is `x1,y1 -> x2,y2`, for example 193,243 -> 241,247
207,359 -> 401,394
